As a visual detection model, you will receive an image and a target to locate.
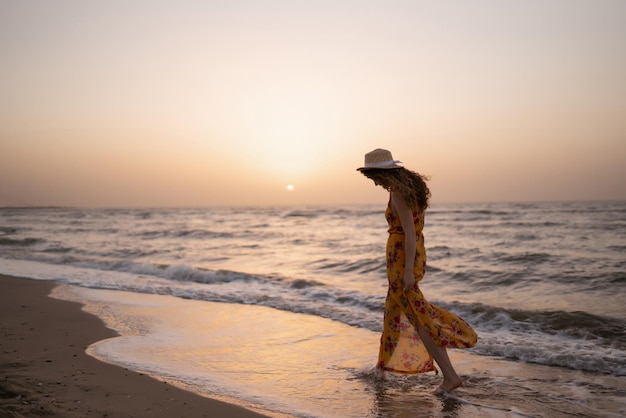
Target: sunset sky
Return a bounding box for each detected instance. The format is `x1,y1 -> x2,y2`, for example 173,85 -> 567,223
1,0 -> 625,207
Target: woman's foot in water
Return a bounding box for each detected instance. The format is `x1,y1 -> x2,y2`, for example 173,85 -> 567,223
433,377 -> 463,395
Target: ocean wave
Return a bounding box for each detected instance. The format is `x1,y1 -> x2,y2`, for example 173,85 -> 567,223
284,210 -> 319,218
290,279 -> 325,289
429,209 -> 516,216
476,332 -> 626,375
128,229 -> 235,240
0,237 -> 44,246
498,221 -> 563,228
607,272 -> 626,283
41,245 -> 74,254
494,252 -> 552,265
469,303 -> 625,344
305,257 -> 384,275
449,302 -> 626,375
123,263 -> 260,284
0,226 -> 19,235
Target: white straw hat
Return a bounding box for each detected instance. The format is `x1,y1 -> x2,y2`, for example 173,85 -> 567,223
357,148 -> 402,171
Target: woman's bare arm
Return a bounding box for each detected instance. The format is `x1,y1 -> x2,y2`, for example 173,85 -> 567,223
391,192 -> 417,291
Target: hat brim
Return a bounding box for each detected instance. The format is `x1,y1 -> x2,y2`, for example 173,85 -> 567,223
356,163 -> 403,171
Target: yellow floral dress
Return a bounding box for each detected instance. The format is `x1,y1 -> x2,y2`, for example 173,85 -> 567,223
377,200 -> 478,374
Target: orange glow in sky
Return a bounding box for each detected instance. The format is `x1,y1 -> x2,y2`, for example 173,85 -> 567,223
1,1 -> 625,207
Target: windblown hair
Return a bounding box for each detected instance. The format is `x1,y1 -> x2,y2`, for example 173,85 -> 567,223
361,168 -> 431,210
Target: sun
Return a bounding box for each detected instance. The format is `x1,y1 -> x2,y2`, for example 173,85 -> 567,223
286,184 -> 295,191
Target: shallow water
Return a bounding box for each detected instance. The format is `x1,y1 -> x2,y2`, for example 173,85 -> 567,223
50,285 -> 626,418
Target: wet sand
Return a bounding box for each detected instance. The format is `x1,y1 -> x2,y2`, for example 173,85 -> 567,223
0,274 -> 268,418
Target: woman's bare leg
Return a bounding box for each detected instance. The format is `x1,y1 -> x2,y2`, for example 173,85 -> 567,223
415,322 -> 463,394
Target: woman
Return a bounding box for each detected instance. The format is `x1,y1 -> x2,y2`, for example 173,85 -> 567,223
357,148 -> 477,394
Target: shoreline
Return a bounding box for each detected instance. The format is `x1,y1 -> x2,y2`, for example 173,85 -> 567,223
0,274 -> 269,418
2,273 -> 624,417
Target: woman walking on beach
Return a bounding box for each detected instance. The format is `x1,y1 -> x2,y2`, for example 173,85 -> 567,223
358,149 -> 477,394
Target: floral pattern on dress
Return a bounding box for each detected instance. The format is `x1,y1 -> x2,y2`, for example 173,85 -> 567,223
377,200 -> 478,374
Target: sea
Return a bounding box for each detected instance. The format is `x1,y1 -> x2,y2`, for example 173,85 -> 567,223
1,200 -> 625,417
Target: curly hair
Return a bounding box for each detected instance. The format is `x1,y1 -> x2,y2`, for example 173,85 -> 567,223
360,168 -> 431,210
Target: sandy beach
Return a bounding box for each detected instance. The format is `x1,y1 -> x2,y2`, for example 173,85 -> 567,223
0,274 -> 268,418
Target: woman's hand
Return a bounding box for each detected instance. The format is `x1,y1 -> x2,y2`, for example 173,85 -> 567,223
403,270 -> 416,292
